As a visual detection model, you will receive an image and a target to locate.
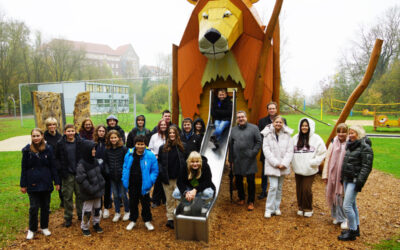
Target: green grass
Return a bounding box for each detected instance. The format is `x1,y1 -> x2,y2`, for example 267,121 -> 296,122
373,235 -> 400,249
0,151 -> 60,247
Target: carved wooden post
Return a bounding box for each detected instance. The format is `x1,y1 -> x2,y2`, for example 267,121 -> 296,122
272,20 -> 281,113
326,39 -> 383,147
172,44 -> 179,125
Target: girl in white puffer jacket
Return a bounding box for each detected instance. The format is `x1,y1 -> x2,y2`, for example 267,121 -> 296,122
261,116 -> 294,218
292,118 -> 327,217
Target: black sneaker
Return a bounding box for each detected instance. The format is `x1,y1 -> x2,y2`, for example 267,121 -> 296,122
93,224 -> 103,234
257,192 -> 267,200
64,220 -> 72,228
166,220 -> 174,229
82,229 -> 91,237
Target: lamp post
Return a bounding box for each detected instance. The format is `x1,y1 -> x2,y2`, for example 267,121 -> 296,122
8,94 -> 16,118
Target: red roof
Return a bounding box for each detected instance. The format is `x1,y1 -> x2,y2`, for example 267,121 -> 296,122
67,40 -> 131,56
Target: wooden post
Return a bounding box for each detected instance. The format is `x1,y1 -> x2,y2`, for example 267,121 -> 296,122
272,20 -> 281,112
172,44 -> 179,125
250,0 -> 283,123
325,39 -> 383,147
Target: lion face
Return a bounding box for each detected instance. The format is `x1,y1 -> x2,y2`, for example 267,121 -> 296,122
198,0 -> 243,60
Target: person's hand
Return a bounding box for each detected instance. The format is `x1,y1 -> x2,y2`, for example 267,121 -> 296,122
20,187 -> 27,194
55,185 -> 60,191
322,179 -> 328,184
278,165 -> 286,169
185,192 -> 192,202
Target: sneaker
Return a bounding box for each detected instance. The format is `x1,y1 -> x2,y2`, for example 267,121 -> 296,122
103,209 -> 110,219
123,212 -> 130,221
93,224 -> 103,233
275,210 -> 282,216
201,207 -> 208,214
112,213 -> 121,222
297,210 -> 304,216
338,229 -> 357,241
82,229 -> 91,237
64,220 -> 72,227
340,220 -> 349,230
304,211 -> 313,217
166,220 -> 174,229
26,230 -> 34,240
247,203 -> 254,211
333,219 -> 338,225
42,228 -> 51,236
144,222 -> 154,231
126,222 -> 136,231
264,211 -> 272,218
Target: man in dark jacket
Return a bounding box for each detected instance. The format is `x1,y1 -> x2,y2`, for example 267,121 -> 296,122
55,124 -> 83,227
76,140 -> 105,236
257,102 -> 286,199
106,115 -> 126,143
126,115 -> 151,148
229,111 -> 262,211
180,118 -> 202,156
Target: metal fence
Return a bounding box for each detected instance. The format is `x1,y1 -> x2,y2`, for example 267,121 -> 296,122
19,76 -> 171,129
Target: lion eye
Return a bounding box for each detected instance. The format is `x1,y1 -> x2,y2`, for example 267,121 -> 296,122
223,10 -> 232,18
202,12 -> 208,19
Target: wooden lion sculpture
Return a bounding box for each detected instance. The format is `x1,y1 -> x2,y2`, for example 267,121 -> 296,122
173,0 -> 282,123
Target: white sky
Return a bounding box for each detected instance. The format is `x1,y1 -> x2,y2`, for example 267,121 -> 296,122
0,0 -> 398,98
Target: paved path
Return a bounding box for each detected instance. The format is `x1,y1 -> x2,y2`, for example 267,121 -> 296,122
0,135 -> 31,152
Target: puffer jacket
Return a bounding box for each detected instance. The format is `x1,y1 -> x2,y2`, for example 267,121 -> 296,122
291,118 -> 327,176
341,137 -> 373,192
262,124 -> 294,176
121,148 -> 159,195
104,146 -> 128,181
76,140 -> 105,201
20,144 -> 60,193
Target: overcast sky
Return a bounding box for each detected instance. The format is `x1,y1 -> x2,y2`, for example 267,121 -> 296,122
0,0 -> 398,97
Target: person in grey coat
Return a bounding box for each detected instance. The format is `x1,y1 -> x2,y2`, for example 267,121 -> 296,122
229,111 -> 262,211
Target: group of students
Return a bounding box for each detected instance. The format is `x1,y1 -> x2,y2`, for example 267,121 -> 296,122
20,88 -> 373,242
20,110 -> 214,239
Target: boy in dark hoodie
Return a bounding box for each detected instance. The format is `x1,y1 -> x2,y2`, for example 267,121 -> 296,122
106,115 -> 126,143
76,140 -> 106,236
55,124 -> 83,227
210,88 -> 232,149
126,115 -> 151,148
193,117 -> 205,142
180,118 -> 202,156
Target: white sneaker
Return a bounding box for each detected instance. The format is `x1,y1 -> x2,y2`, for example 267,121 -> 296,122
112,213 -> 121,222
26,230 -> 34,240
264,211 -> 271,218
103,209 -> 109,219
297,210 -> 304,216
201,207 -> 208,214
144,222 -> 154,231
333,219 -> 338,225
303,211 -> 313,217
126,222 -> 136,231
42,228 -> 51,236
340,220 -> 349,230
123,212 -> 130,221
275,210 -> 282,216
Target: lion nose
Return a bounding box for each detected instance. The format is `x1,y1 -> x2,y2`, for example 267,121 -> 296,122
204,28 -> 221,44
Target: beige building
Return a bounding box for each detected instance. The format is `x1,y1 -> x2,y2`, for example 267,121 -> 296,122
70,41 -> 140,77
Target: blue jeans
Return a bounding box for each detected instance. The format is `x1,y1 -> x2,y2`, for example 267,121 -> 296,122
213,120 -> 230,140
343,181 -> 360,230
172,187 -> 214,208
110,180 -> 129,213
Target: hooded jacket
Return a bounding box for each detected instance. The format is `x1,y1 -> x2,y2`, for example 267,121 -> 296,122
55,134 -> 82,178
76,140 -> 105,201
180,118 -> 202,155
341,137 -> 373,192
291,118 -> 327,176
106,115 -> 126,143
122,148 -> 159,195
261,124 -> 294,176
20,144 -> 60,193
211,95 -> 232,121
126,115 -> 151,148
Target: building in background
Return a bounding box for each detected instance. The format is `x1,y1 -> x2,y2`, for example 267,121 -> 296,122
69,40 -> 140,77
38,82 -> 129,114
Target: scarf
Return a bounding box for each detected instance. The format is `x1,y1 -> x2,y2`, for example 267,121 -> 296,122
326,136 -> 346,208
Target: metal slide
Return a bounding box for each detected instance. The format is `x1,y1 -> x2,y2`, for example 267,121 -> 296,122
174,90 -> 236,242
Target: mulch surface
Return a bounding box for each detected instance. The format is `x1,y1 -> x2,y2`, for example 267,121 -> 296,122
6,169 -> 400,249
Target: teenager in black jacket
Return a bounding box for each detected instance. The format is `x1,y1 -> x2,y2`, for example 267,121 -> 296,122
106,115 -> 126,143
20,128 -> 60,240
158,126 -> 186,229
173,152 -> 215,215
210,88 -> 232,149
180,118 -> 202,156
193,117 -> 206,142
126,115 -> 151,148
76,140 -> 106,236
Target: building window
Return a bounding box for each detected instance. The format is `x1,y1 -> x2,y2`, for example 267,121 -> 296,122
97,99 -> 104,107
104,99 -> 110,107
